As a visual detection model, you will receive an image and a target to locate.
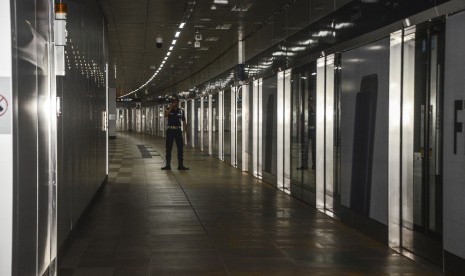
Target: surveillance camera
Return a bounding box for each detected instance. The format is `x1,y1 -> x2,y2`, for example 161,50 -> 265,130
194,41 -> 201,48
156,36 -> 163,48
194,29 -> 202,41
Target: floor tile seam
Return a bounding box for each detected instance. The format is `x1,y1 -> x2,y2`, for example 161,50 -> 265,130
167,171 -> 233,276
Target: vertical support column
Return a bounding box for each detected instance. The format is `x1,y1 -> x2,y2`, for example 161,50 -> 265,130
231,87 -> 237,166
105,64 -> 109,174
316,57 -> 326,210
191,99 -> 195,148
276,71 -> 285,191
242,84 -> 249,172
253,80 -> 258,176
219,91 -> 224,160
49,8 -> 59,274
258,79 -> 263,178
277,70 -> 292,193
325,55 -> 335,211
209,94 -> 213,155
253,79 -> 263,178
277,71 -> 285,190
200,97 -> 204,151
284,69 -> 292,193
388,30 -> 403,249
402,27 -> 416,236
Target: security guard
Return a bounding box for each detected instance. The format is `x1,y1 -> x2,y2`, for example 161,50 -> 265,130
161,95 -> 189,170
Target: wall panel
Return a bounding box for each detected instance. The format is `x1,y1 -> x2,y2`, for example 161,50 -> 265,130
56,0 -> 107,250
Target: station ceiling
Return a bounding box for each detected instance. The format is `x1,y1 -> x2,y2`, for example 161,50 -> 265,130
97,0 -> 337,98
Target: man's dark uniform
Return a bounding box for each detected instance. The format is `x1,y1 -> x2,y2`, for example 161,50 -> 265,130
163,106 -> 188,170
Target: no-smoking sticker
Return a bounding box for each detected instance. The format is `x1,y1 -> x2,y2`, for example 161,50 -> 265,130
0,94 -> 7,117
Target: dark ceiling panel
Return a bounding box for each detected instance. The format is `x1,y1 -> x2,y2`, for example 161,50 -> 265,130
98,0 -> 350,97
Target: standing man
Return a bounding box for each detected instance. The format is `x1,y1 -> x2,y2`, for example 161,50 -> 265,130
161,95 -> 189,170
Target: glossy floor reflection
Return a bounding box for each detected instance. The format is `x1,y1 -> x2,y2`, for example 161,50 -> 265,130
58,132 -> 441,275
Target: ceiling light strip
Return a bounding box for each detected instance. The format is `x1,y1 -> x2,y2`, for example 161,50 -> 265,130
119,4 -> 196,98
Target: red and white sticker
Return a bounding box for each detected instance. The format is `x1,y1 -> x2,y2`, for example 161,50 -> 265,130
0,94 -> 7,117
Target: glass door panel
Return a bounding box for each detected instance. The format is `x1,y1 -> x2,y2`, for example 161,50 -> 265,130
237,87 -> 243,168
402,21 -> 444,265
290,63 -> 317,205
224,89 -> 232,164
212,93 -> 220,157
262,76 -> 278,184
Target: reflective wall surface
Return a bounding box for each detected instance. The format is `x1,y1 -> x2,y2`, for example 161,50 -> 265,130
338,38 -> 390,225
9,0 -> 107,274
11,0 -> 54,274
56,0 -> 107,258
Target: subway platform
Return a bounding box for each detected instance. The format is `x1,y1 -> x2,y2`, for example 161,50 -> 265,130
58,133 -> 440,275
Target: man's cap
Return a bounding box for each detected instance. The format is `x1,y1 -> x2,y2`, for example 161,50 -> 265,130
168,95 -> 179,102
166,95 -> 179,103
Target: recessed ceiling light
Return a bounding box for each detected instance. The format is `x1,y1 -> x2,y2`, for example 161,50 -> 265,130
179,22 -> 186,29
169,46 -> 174,50
175,31 -> 181,38
172,39 -> 177,45
167,52 -> 171,56
205,36 -> 220,42
214,0 -> 228,4
231,1 -> 252,11
215,23 -> 232,30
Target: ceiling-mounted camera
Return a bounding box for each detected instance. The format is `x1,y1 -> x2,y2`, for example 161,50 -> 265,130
156,35 -> 163,48
194,41 -> 201,48
194,29 -> 202,41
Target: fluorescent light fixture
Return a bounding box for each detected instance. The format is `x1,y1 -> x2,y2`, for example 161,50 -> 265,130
214,0 -> 228,4
169,46 -> 174,50
172,39 -> 177,45
175,31 -> 181,38
179,22 -> 186,29
164,57 -> 168,60
167,51 -> 171,56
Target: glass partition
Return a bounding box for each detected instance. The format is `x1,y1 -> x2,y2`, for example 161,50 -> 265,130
212,93 -> 220,157
290,64 -> 317,205
262,76 -> 278,184
158,106 -> 165,137
203,97 -> 209,152
224,88 -> 232,164
195,98 -> 201,149
338,38 -> 390,225
236,87 -> 242,168
247,84 -> 254,174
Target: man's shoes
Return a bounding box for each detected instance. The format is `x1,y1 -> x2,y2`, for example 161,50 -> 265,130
178,165 -> 189,170
161,165 -> 171,170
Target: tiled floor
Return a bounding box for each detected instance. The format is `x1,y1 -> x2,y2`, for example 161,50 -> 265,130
58,132 -> 441,275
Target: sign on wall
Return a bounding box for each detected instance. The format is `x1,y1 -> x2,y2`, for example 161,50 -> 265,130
0,77 -> 12,134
